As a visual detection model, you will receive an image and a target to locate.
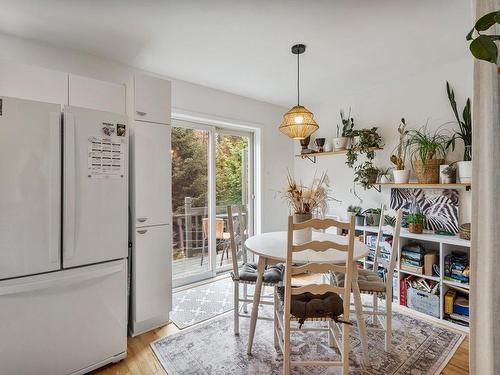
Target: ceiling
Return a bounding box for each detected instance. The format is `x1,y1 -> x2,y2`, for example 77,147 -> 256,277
0,0 -> 472,108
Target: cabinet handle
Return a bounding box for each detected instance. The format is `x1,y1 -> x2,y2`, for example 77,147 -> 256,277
137,229 -> 148,234
137,217 -> 148,223
136,111 -> 147,116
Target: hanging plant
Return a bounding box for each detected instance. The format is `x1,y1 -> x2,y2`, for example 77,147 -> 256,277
353,161 -> 379,189
345,127 -> 384,168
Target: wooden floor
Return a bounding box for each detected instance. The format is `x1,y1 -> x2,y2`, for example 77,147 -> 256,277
92,321 -> 469,375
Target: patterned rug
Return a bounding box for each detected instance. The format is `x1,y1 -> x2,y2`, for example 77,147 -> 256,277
152,308 -> 464,374
171,278 -> 235,329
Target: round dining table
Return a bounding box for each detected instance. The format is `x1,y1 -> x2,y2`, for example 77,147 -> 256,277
244,231 -> 370,360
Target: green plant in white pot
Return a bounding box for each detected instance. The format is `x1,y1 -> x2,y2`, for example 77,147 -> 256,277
390,118 -> 411,183
333,108 -> 354,151
280,172 -> 329,244
446,82 -> 472,183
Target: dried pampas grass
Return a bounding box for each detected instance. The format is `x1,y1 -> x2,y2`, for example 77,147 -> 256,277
281,171 -> 330,216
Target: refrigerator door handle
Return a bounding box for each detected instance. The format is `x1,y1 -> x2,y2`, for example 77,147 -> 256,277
137,217 -> 148,223
136,110 -> 147,116
64,112 -> 77,260
49,112 -> 62,264
0,263 -> 123,296
137,229 -> 148,234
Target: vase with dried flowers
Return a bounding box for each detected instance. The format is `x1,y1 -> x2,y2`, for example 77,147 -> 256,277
391,118 -> 411,183
281,172 -> 329,243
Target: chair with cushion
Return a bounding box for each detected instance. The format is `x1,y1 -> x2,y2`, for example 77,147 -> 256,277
227,205 -> 284,335
274,215 -> 356,375
330,206 -> 402,352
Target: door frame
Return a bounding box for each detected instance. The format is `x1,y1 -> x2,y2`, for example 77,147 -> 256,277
171,116 -> 257,287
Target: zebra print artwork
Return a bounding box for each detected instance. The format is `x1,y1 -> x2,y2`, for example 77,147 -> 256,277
390,188 -> 459,233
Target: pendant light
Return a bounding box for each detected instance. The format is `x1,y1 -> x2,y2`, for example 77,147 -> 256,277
279,44 -> 318,140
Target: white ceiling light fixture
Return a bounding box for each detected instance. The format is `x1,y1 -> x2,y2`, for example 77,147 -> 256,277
279,44 -> 319,140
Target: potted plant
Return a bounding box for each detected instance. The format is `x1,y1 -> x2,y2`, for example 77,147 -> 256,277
406,213 -> 426,234
446,82 -> 472,183
346,127 -> 383,168
440,163 -> 457,184
333,108 -> 354,151
347,205 -> 364,226
280,172 -> 329,244
390,118 -> 411,183
378,167 -> 391,183
407,125 -> 449,184
466,10 -> 500,67
354,161 -> 379,189
364,208 -> 382,226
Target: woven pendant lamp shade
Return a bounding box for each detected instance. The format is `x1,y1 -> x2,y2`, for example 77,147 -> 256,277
279,105 -> 319,140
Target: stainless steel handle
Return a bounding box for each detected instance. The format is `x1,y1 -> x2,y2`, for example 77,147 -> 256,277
137,217 -> 148,223
136,111 -> 147,116
137,229 -> 148,234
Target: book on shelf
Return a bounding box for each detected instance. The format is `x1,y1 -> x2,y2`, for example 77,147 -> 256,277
400,264 -> 424,275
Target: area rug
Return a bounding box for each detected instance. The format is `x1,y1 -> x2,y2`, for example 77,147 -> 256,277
152,309 -> 464,374
171,278 -> 234,329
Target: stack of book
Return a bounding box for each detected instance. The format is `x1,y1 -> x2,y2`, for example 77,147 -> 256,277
400,243 -> 425,274
444,252 -> 470,284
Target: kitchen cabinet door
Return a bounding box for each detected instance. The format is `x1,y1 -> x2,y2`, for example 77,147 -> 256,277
131,122 -> 171,227
132,225 -> 172,323
134,74 -> 171,124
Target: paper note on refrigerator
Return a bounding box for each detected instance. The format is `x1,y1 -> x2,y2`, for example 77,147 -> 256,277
87,136 -> 125,178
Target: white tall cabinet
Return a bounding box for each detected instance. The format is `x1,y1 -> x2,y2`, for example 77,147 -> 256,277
128,73 -> 173,336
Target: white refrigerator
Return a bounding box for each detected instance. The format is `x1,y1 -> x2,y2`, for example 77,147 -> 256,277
0,97 -> 128,375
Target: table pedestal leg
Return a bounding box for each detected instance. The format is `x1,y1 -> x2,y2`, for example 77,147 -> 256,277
247,256 -> 266,355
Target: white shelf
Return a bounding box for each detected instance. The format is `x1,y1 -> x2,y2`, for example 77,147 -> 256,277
356,225 -> 471,331
356,225 -> 471,247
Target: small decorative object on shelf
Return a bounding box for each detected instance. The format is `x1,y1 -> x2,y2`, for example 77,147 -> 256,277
347,205 -> 364,226
314,137 -> 325,152
299,136 -> 313,154
407,213 -> 426,234
280,172 -> 329,244
333,108 -> 354,151
459,223 -> 471,240
363,208 -> 382,226
391,118 -> 411,184
378,168 -> 392,183
407,124 -> 449,184
440,164 -> 457,184
446,81 -> 472,183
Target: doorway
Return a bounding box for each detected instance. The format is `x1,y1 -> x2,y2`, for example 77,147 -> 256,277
171,119 -> 254,287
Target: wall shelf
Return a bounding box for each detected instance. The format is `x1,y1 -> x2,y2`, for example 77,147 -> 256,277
295,147 -> 383,163
376,182 -> 471,191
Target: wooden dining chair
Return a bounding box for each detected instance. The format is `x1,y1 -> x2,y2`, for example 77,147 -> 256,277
331,206 -> 402,352
227,205 -> 284,335
274,216 -> 356,375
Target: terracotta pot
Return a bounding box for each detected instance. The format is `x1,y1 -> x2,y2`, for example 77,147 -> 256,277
413,159 -> 444,184
408,223 -> 423,234
293,213 -> 312,244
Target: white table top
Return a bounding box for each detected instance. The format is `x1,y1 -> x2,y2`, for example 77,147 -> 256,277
245,231 -> 369,263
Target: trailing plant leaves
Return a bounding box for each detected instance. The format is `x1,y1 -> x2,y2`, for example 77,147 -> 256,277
466,28 -> 474,41
495,11 -> 500,24
470,35 -> 498,63
474,11 -> 498,31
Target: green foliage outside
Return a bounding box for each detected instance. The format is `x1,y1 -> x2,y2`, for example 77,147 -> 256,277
171,127 -> 248,214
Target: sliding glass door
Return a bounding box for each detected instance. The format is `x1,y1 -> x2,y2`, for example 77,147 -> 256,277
171,119 -> 254,287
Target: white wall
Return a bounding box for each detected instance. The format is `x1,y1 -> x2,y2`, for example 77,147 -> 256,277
0,32 -> 293,232
294,58 -> 473,224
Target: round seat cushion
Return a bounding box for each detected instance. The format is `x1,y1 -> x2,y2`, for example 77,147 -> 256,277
237,262 -> 284,283
331,269 -> 386,293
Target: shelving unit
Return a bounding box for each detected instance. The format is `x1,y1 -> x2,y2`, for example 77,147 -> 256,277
356,225 -> 470,331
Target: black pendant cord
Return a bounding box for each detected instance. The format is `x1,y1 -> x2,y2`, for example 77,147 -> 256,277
297,52 -> 300,106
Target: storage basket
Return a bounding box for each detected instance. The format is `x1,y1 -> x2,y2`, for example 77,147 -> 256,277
407,287 -> 440,318
413,159 -> 444,184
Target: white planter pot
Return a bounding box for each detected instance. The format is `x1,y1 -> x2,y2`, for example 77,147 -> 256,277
393,169 -> 410,184
324,141 -> 333,152
293,213 -> 312,244
333,137 -> 348,151
456,161 -> 472,183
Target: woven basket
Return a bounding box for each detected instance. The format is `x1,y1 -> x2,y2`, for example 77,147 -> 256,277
413,159 -> 444,184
